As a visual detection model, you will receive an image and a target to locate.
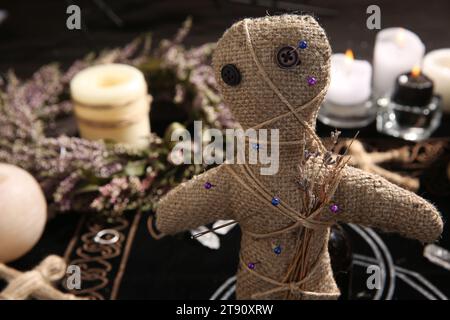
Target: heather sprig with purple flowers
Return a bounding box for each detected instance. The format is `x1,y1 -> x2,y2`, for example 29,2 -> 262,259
0,18 -> 234,218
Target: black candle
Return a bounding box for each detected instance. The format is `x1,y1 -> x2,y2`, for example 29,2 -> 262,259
392,67 -> 434,107
378,68 -> 442,141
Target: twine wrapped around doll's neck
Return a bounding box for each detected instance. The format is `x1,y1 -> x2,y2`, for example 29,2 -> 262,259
228,19 -> 340,230
242,19 -> 327,153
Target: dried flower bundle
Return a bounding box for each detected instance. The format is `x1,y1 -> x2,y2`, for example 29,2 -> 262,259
283,131 -> 351,298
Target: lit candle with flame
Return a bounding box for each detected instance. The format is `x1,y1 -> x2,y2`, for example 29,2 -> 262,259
395,29 -> 406,47
373,28 -> 425,98
342,49 -> 356,77
319,49 -> 374,128
377,65 -> 441,141
392,65 -> 434,107
411,65 -> 421,78
344,49 -> 354,67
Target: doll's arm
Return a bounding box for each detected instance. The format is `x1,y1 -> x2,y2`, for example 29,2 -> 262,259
332,166 -> 443,243
155,165 -> 232,234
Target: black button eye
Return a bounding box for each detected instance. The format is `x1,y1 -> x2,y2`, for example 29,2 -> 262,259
221,64 -> 241,86
276,46 -> 301,69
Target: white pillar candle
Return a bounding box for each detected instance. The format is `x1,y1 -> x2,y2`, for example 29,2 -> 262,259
423,49 -> 450,113
373,28 -> 425,98
326,51 -> 372,106
319,50 -> 374,128
70,63 -> 151,148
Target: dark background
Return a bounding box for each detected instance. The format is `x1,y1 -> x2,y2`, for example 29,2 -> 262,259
1,0 -> 449,77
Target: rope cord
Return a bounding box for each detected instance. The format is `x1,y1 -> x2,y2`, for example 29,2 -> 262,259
226,19 -> 340,299
242,19 -> 327,153
241,242 -> 340,299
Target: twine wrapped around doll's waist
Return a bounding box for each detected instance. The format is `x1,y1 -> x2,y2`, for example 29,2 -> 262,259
227,160 -> 340,299
225,164 -> 337,232
244,214 -> 328,239
240,241 -> 340,299
237,193 -> 337,299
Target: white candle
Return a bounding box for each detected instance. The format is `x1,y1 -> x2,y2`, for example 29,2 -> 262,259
319,50 -> 374,128
326,51 -> 372,107
70,64 -> 151,148
373,28 -> 425,98
423,49 -> 450,112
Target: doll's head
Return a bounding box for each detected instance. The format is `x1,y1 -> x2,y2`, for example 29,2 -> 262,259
212,15 -> 331,141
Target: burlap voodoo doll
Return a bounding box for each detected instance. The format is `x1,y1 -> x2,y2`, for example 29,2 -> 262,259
156,15 -> 443,300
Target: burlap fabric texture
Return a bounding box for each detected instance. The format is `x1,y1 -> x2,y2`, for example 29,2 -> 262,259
156,15 -> 443,300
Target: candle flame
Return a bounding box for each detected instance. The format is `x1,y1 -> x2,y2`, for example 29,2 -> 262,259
396,28 -> 406,47
411,65 -> 421,77
345,49 -> 354,61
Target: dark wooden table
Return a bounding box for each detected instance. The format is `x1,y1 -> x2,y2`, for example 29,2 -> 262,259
1,0 -> 450,300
